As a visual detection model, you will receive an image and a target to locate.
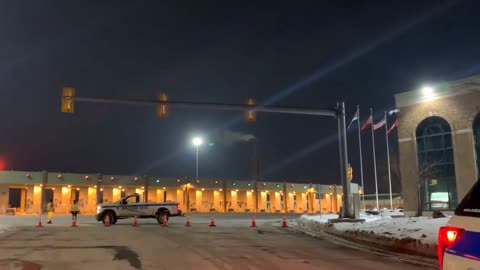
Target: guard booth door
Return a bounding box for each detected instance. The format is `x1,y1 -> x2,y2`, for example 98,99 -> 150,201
71,189 -> 79,202
45,189 -> 54,204
8,188 -> 22,209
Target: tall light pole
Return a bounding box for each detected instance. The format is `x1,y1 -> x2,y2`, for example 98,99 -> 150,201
253,138 -> 260,213
192,137 -> 203,180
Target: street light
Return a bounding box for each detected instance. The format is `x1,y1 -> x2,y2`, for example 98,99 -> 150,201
192,137 -> 203,147
421,86 -> 435,98
192,136 -> 203,180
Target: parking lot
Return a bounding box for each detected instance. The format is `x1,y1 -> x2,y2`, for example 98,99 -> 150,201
0,214 -> 433,270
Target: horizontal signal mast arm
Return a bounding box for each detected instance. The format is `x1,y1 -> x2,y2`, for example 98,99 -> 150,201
74,96 -> 339,117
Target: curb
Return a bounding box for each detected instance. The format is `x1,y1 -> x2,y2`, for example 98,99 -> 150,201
291,219 -> 438,268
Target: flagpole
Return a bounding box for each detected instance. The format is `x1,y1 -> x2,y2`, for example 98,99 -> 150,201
371,108 -> 379,210
357,106 -> 365,210
385,111 -> 393,209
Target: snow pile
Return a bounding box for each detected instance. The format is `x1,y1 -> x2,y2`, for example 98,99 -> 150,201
295,213 -> 450,258
299,214 -> 448,245
379,209 -> 405,217
334,216 -> 448,245
301,213 -> 386,224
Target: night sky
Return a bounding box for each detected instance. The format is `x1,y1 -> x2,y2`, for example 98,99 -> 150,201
1,1 -> 479,194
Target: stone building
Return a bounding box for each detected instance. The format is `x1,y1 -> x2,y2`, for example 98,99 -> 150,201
395,74 -> 480,215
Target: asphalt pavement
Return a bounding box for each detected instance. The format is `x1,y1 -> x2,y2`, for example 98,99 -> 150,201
0,214 -> 436,270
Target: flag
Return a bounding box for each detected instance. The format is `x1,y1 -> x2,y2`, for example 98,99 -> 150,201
360,116 -> 372,130
388,109 -> 400,116
347,109 -> 359,129
387,119 -> 399,134
373,117 -> 386,130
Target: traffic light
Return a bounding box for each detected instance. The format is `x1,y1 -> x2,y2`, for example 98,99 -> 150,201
157,93 -> 168,118
347,165 -> 353,181
245,97 -> 256,122
61,87 -> 75,113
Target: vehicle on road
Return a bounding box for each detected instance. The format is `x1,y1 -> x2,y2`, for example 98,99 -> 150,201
438,180 -> 480,270
95,193 -> 182,225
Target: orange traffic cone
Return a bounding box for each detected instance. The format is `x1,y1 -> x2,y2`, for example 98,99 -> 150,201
36,214 -> 43,227
132,216 -> 139,227
71,216 -> 77,227
104,215 -> 111,227
281,216 -> 288,228
162,215 -> 168,227
185,217 -> 191,227
209,216 -> 216,227
250,216 -> 257,227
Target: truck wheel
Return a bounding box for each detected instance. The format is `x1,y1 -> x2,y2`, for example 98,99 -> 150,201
102,212 -> 115,225
156,210 -> 169,224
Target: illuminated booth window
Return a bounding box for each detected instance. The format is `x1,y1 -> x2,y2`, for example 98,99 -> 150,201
416,116 -> 457,210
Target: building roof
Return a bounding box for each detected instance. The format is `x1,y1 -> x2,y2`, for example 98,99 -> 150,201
0,170 -> 360,193
395,74 -> 480,108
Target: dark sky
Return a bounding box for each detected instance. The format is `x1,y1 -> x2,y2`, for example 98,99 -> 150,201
1,0 -> 479,194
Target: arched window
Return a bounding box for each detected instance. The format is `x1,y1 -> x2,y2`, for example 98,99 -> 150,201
473,113 -> 480,177
416,117 -> 457,210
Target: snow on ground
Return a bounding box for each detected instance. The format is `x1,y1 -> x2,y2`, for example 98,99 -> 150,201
301,213 -> 387,223
299,213 -> 449,245
378,208 -> 405,217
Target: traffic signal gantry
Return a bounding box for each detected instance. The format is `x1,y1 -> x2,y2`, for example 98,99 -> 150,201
60,87 -> 356,219
61,88 -> 257,122
245,98 -> 256,122
157,93 -> 169,118
61,87 -> 75,113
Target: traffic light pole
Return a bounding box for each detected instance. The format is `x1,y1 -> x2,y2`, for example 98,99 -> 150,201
337,102 -> 352,218
68,95 -> 354,218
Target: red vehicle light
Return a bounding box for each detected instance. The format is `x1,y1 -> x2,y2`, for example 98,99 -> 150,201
447,230 -> 458,242
438,226 -> 465,270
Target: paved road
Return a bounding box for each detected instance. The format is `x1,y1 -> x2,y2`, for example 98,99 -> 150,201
0,214 -> 435,270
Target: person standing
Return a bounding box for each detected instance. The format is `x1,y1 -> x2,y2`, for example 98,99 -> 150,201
70,200 -> 79,220
47,199 -> 54,224
266,193 -> 271,212
293,195 -> 297,211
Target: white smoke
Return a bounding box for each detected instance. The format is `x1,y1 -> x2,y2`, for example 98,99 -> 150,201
388,109 -> 400,115
223,130 -> 256,145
